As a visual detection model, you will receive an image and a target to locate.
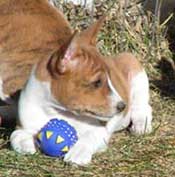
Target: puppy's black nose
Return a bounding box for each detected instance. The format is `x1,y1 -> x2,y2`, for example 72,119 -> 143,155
116,101 -> 126,112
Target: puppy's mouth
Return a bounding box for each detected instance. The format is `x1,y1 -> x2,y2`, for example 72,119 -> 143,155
51,102 -> 117,121
71,109 -> 117,122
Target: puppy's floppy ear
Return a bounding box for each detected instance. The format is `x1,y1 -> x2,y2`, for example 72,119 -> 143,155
47,31 -> 78,77
47,50 -> 60,78
78,15 -> 106,46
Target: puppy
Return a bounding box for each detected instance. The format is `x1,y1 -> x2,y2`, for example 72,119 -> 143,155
0,0 -> 152,165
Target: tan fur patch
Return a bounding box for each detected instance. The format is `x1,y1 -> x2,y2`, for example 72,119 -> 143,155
0,0 -> 72,96
105,52 -> 143,105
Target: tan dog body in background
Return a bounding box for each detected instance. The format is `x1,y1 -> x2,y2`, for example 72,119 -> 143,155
0,0 -> 152,165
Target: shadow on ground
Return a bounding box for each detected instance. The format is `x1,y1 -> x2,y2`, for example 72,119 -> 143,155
151,57 -> 175,100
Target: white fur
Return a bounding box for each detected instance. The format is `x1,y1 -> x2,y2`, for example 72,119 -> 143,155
0,78 -> 10,101
107,76 -> 123,109
129,70 -> 152,134
10,68 -> 152,165
10,129 -> 36,154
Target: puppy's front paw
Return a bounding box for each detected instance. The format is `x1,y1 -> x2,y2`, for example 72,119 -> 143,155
130,106 -> 152,135
10,130 -> 36,154
130,119 -> 152,135
64,140 -> 93,166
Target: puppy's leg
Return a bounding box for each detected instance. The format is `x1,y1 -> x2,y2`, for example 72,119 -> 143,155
64,127 -> 110,166
10,129 -> 37,154
10,85 -> 49,154
129,71 -> 152,134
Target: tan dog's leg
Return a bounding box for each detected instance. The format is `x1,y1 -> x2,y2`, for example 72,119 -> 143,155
129,71 -> 152,134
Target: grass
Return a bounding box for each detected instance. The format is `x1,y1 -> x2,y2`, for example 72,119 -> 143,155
0,0 -> 175,176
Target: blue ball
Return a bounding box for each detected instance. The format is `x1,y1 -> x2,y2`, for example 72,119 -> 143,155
36,119 -> 78,157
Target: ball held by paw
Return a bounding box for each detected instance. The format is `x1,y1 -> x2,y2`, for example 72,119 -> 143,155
36,118 -> 78,157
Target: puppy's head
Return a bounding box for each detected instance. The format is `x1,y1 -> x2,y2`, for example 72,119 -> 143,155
47,17 -> 127,121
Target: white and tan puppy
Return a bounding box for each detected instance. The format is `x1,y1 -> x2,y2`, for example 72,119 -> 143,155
0,0 -> 152,165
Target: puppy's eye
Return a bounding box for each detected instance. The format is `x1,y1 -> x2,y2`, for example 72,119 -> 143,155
92,79 -> 102,88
